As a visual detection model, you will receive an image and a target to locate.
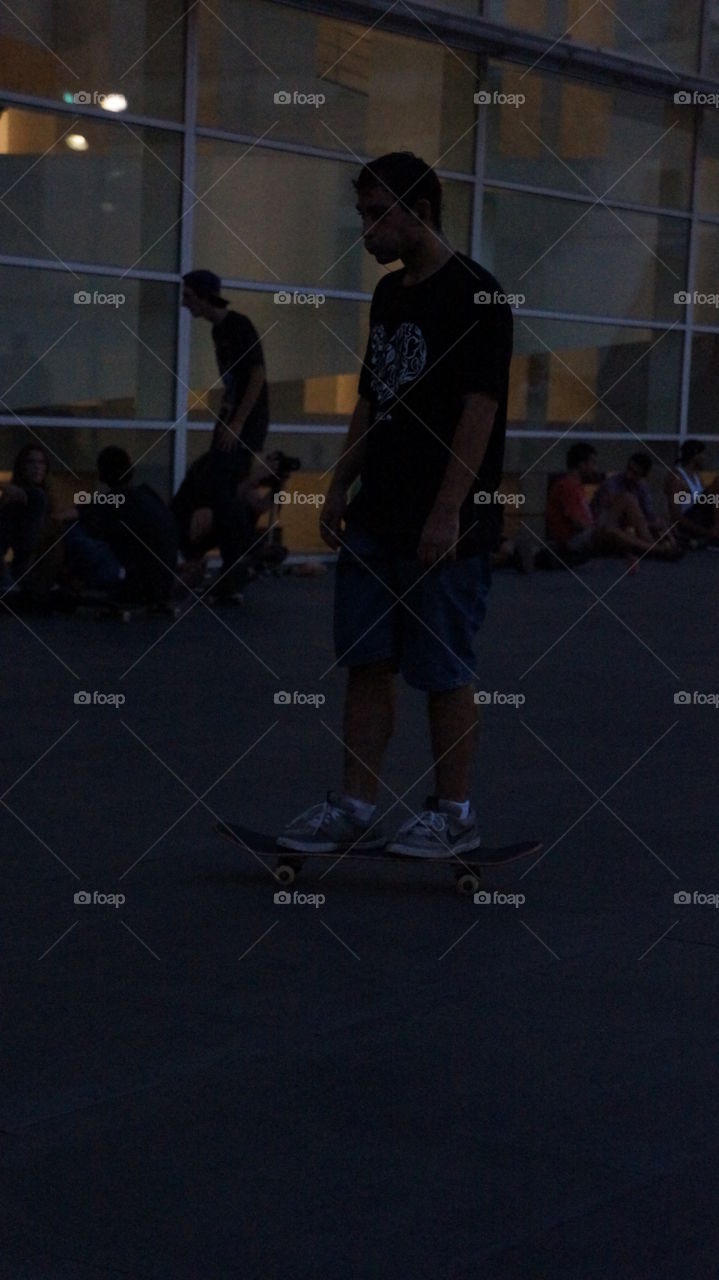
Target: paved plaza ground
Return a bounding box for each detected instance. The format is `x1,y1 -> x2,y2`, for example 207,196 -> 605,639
2,551 -> 717,1278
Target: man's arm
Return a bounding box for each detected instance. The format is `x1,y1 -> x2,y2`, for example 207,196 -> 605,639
215,365 -> 266,453
417,392 -> 497,567
320,397 -> 372,549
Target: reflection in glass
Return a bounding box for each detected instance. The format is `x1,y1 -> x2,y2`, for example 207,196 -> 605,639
0,108 -> 182,271
0,0 -> 185,120
481,188 -> 688,320
188,290 -> 369,428
509,317 -> 682,432
0,268 -> 177,420
484,64 -> 693,210
198,0 -> 476,173
193,142 -> 472,293
483,0 -> 699,71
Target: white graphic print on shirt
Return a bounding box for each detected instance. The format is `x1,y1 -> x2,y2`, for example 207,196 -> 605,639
368,322 -> 428,408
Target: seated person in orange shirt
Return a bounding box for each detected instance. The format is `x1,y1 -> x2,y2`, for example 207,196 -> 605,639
547,443 -> 680,561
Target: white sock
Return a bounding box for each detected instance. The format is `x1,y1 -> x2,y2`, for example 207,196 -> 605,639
439,798 -> 471,820
343,794 -> 377,823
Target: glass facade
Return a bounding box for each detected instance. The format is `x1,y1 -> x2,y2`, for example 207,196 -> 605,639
1,0 -> 718,539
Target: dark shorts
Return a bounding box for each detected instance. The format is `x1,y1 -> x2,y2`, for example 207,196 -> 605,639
334,523 -> 491,692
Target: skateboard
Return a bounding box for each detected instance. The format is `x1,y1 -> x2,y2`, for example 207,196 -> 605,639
216,821 -> 542,895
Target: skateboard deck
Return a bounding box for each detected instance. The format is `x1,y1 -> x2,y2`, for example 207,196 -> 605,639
216,821 -> 542,895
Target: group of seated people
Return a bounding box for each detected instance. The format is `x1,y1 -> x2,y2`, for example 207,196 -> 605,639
542,441 -> 719,566
0,441 -> 284,611
3,436 -> 718,605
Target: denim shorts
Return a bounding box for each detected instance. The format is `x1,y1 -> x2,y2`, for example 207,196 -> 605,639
334,523 -> 491,692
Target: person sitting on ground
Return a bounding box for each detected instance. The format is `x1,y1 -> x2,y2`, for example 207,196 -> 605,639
65,447 -> 179,605
663,439 -> 719,547
0,444 -> 51,596
591,451 -> 678,552
546,442 -> 680,563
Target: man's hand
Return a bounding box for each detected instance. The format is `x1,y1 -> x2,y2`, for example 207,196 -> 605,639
417,503 -> 460,568
320,485 -> 347,550
215,422 -> 239,453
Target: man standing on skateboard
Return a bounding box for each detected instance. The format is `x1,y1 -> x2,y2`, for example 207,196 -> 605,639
279,152 -> 513,858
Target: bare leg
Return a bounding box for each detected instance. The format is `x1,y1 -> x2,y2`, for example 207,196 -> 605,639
343,661 -> 396,802
603,493 -> 652,541
428,684 -> 478,802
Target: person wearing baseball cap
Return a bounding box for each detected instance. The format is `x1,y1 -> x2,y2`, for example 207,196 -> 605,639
175,269 -> 271,600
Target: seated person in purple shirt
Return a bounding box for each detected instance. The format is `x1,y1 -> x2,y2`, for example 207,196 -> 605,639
591,451 -> 678,553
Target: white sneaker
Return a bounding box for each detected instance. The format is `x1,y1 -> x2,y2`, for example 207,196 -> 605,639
277,791 -> 385,853
387,797 -> 481,858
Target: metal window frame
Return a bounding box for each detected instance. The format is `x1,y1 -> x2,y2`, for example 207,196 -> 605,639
2,0 -> 719,473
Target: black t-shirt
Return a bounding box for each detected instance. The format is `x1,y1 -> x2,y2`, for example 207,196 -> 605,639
211,310 -> 269,460
79,484 -> 178,572
348,253 -> 513,557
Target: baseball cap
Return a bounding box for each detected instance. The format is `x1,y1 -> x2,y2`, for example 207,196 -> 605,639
182,269 -> 227,305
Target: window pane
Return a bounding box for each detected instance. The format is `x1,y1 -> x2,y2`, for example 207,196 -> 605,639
484,65 -> 693,210
697,110 -> 719,215
692,226 -> 719,325
198,0 -> 477,173
481,189 -> 688,321
188,289 -> 369,428
0,424 -> 173,501
0,0 -> 185,120
483,1 -> 700,72
0,108 -> 182,272
509,318 -> 682,432
702,1 -> 719,77
0,267 -> 177,419
689,335 -> 719,434
193,142 -> 472,293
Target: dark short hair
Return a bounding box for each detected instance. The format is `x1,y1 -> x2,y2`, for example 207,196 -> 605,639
353,151 -> 443,230
566,442 -> 597,470
98,446 -> 133,488
678,438 -> 705,465
12,444 -> 49,486
627,451 -> 652,476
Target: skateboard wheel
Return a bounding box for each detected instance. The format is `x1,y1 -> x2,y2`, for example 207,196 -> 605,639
275,863 -> 296,886
456,873 -> 479,896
